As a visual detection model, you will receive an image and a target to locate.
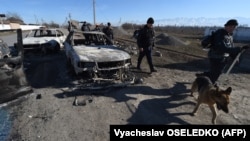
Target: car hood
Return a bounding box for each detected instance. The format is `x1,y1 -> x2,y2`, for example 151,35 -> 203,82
73,45 -> 131,62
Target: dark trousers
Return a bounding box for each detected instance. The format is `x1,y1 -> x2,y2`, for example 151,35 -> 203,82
137,48 -> 154,71
204,57 -> 228,84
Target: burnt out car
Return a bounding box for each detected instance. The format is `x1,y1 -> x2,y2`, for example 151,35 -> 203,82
64,30 -> 134,87
0,29 -> 33,104
20,28 -> 66,54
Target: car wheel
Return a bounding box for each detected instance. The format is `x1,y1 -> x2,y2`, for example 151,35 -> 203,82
3,55 -> 9,59
121,70 -> 135,83
54,44 -> 60,53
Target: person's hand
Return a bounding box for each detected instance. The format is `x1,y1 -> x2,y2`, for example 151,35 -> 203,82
241,45 -> 250,50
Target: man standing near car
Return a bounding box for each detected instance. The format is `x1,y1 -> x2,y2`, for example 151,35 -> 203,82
136,17 -> 157,73
102,22 -> 114,41
81,21 -> 90,31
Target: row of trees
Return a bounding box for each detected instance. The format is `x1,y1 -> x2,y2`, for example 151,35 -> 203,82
1,12 -> 60,28
1,13 -> 24,24
121,23 -> 206,35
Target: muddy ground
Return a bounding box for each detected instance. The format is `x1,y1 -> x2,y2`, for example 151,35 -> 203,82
2,28 -> 250,141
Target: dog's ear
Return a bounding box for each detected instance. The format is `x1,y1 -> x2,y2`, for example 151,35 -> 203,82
225,87 -> 232,95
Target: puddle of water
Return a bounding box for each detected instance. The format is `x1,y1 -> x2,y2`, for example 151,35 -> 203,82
0,108 -> 12,141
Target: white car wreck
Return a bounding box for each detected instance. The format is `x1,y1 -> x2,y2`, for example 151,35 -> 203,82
64,30 -> 134,87
21,28 -> 66,54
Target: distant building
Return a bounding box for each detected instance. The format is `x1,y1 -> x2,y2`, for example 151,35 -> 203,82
204,26 -> 250,72
234,27 -> 250,43
0,23 -> 43,30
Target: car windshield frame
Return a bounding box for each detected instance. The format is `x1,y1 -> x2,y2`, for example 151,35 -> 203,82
25,29 -> 65,38
66,30 -> 113,46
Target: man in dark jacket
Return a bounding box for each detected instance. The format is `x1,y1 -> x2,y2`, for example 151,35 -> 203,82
196,19 -> 249,84
81,21 -> 90,31
93,24 -> 101,31
136,17 -> 157,73
102,22 -> 114,41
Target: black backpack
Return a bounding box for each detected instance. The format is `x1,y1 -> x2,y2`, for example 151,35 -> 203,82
201,31 -> 216,48
133,29 -> 140,39
136,28 -> 143,45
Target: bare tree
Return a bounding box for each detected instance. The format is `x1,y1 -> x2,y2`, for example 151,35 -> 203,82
6,12 -> 24,24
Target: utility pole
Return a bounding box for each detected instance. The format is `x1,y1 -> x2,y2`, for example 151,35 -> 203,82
93,0 -> 96,25
68,13 -> 71,21
34,15 -> 39,25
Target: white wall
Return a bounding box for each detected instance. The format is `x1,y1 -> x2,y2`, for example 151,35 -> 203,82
0,24 -> 11,30
0,24 -> 42,31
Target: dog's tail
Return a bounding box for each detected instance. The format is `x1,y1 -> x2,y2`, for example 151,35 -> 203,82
190,79 -> 198,97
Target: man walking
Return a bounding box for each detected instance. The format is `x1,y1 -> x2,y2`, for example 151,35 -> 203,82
196,19 -> 249,84
136,17 -> 157,73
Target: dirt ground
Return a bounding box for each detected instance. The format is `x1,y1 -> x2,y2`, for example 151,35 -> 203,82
3,28 -> 250,141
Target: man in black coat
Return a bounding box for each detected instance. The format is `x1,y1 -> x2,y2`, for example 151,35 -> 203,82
136,17 -> 157,73
196,19 -> 249,84
102,22 -> 114,41
81,21 -> 90,31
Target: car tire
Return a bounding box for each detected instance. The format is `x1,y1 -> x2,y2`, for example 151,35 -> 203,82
54,44 -> 60,53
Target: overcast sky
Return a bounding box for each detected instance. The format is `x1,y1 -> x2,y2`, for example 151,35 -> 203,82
1,0 -> 250,26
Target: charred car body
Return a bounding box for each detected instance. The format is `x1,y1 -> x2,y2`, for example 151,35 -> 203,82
64,30 -> 134,87
0,29 -> 32,104
20,28 -> 66,54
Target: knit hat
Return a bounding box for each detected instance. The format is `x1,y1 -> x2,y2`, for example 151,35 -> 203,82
147,17 -> 154,24
107,22 -> 111,26
224,19 -> 238,26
